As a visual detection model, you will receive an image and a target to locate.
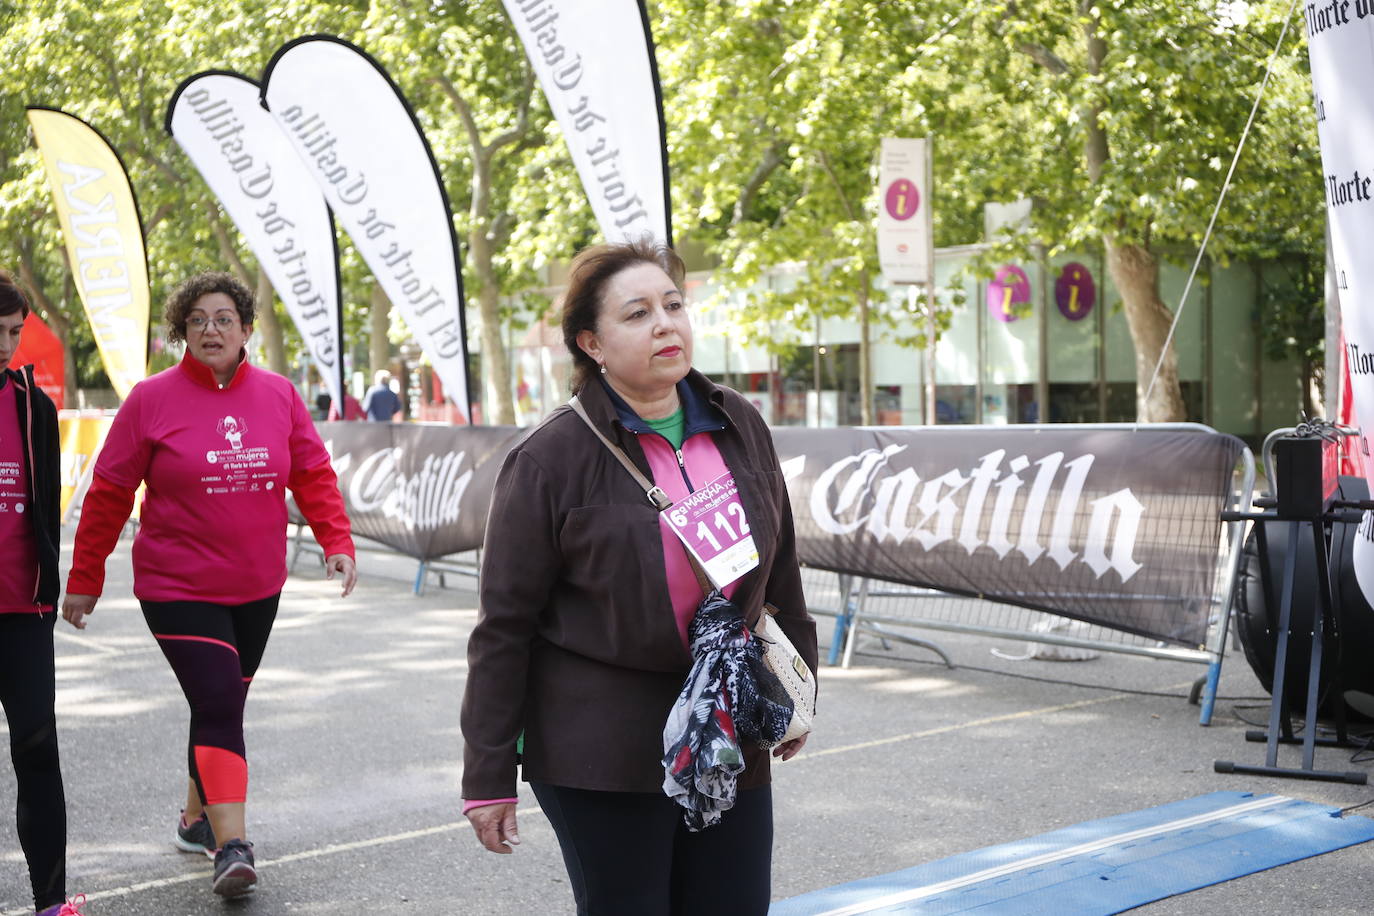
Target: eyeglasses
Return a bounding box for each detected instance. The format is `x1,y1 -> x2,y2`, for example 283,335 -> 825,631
186,315 -> 237,332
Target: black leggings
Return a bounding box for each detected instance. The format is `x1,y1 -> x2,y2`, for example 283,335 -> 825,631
140,594 -> 279,807
530,782 -> 773,916
0,612 -> 66,910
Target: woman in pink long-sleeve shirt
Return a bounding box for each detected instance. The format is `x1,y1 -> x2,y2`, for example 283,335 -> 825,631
62,272 -> 356,901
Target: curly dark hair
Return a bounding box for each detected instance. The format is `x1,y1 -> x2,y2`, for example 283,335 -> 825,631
163,271 -> 256,344
560,239 -> 686,393
0,269 -> 31,319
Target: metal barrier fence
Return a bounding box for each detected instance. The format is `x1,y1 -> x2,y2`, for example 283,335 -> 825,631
288,523 -> 480,595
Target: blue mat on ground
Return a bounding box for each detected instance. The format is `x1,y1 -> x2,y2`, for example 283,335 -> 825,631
770,791 -> 1374,915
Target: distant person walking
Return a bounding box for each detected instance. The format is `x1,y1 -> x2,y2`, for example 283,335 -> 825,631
62,271 -> 356,901
317,386 -> 366,421
0,270 -> 85,916
362,370 -> 402,422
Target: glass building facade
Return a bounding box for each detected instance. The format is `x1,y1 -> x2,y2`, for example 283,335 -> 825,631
485,244 -> 1309,447
682,246 -> 1307,448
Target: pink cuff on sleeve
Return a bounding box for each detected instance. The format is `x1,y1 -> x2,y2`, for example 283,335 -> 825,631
462,797 -> 518,815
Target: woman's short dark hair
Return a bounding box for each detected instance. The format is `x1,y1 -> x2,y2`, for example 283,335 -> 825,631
560,239 -> 686,393
164,271 -> 256,344
0,269 -> 31,319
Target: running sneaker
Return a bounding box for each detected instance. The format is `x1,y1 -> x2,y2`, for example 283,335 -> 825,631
37,895 -> 87,915
212,838 -> 257,898
174,810 -> 216,857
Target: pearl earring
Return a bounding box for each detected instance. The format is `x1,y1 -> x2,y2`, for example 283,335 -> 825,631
600,365 -> 607,375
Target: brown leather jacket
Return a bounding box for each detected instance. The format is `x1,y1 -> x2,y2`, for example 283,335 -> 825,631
461,371 -> 817,797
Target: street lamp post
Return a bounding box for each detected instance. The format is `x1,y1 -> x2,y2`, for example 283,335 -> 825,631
398,339 -> 421,420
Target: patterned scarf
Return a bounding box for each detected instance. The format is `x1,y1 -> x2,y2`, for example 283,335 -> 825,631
661,591 -> 794,830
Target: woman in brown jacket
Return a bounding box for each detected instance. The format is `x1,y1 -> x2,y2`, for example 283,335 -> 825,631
460,240 -> 817,914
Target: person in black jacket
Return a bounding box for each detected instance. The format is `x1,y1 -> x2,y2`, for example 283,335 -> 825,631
461,241 -> 816,915
0,270 -> 84,916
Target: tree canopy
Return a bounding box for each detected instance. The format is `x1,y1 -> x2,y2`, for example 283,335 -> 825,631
658,0 -> 1324,420
0,0 -> 1324,422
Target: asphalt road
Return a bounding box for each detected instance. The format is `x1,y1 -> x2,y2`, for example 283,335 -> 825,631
2,530 -> 1373,914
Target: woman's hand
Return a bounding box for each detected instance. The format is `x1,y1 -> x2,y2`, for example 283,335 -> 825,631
467,802 -> 520,854
62,594 -> 98,630
772,733 -> 808,761
325,554 -> 357,597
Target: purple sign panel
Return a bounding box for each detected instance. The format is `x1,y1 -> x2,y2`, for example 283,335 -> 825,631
987,264 -> 1031,323
884,178 -> 920,221
1055,262 -> 1096,321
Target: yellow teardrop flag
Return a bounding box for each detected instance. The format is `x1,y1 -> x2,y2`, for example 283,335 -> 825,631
27,107 -> 149,400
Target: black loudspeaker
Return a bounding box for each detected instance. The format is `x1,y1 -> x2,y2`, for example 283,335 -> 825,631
1234,476 -> 1374,722
1272,436 -> 1336,518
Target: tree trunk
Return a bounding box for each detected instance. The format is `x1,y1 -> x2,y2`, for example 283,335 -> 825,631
207,203 -> 252,287
1081,0 -> 1184,422
16,246 -> 78,398
204,204 -> 287,374
1303,355 -> 1321,419
60,275 -> 79,397
253,270 -> 288,376
470,227 -> 515,424
925,286 -> 938,424
434,72 -> 530,427
1105,241 -> 1187,421
370,285 -> 391,378
858,269 -> 873,425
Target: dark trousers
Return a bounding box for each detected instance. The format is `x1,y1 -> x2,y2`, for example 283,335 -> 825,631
0,612 -> 66,910
140,594 -> 279,806
530,782 -> 773,916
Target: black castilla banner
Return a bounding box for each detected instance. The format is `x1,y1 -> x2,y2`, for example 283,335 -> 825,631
311,423 -> 521,562
309,422 -> 1245,648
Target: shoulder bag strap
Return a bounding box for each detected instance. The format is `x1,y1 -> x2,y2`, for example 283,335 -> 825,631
569,395 -> 670,509
569,395 -> 715,595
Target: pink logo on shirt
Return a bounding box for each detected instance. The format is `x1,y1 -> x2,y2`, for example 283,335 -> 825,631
216,415 -> 248,450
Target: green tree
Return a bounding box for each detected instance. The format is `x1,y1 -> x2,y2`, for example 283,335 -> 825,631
0,0 -> 373,396
921,0 -> 1322,420
0,0 -> 1327,429
0,0 -> 594,420
657,0 -> 1323,423
360,0 -> 594,424
658,0 -> 953,424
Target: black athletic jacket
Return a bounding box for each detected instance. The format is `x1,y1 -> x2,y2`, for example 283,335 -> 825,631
5,365 -> 61,607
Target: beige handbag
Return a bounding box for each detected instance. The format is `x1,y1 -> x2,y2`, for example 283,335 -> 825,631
755,603 -> 816,746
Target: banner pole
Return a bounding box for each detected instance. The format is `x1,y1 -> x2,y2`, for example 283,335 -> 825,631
927,141 -> 937,425
636,0 -> 672,248
925,282 -> 937,425
333,207 -> 347,417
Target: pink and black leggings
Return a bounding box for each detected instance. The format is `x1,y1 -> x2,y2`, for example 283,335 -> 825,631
139,594 -> 280,807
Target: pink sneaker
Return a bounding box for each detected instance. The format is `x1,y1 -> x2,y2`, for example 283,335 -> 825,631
37,895 -> 86,916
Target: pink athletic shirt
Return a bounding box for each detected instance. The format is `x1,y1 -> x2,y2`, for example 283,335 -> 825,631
91,354 -> 340,603
0,383 -> 46,613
